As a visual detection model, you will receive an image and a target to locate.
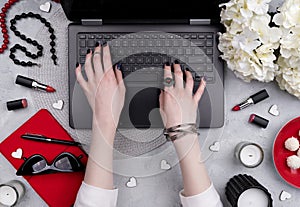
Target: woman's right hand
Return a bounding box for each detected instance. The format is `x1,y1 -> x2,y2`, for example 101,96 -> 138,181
159,61 -> 206,129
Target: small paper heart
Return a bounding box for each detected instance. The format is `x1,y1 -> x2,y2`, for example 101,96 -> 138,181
268,104 -> 280,116
160,159 -> 171,170
52,100 -> 64,110
40,2 -> 51,13
11,148 -> 23,159
209,142 -> 220,152
126,177 -> 137,188
280,190 -> 291,201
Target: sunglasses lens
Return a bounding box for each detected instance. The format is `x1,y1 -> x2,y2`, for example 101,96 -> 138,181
54,153 -> 83,171
54,156 -> 72,170
32,159 -> 47,172
16,155 -> 46,175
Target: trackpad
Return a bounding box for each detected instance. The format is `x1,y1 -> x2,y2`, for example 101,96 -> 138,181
119,87 -> 163,128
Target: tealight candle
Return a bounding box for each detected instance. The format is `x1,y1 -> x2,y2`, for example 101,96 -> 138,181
237,188 -> 270,207
235,142 -> 264,168
0,180 -> 25,206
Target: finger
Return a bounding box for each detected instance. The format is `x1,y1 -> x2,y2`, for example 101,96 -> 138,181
75,63 -> 88,91
173,61 -> 183,89
93,43 -> 103,78
115,64 -> 125,90
193,77 -> 206,103
185,69 -> 194,92
163,63 -> 173,90
84,49 -> 94,81
159,90 -> 164,110
102,43 -> 113,73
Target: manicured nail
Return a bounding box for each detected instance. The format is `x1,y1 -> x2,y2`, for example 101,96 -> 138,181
95,42 -> 100,47
165,62 -> 170,66
76,62 -> 79,67
174,59 -> 180,64
102,41 -> 107,47
117,63 -> 122,70
87,49 -> 90,54
185,68 -> 190,71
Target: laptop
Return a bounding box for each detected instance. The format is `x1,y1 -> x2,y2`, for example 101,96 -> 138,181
61,0 -> 224,129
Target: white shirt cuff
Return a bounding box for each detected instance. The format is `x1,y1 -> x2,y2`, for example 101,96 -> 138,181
179,184 -> 223,207
74,182 -> 118,207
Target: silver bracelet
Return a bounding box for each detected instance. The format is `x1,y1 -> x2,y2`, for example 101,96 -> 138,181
164,123 -> 199,142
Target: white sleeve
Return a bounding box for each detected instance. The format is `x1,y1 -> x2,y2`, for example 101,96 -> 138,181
179,184 -> 223,207
74,182 -> 118,207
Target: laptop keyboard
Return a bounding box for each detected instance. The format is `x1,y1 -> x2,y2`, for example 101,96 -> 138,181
77,32 -> 215,84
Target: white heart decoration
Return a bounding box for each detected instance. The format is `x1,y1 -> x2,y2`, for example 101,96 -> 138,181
52,100 -> 64,110
160,160 -> 171,170
209,142 -> 220,152
268,105 -> 280,116
11,148 -> 23,159
40,2 -> 52,13
280,190 -> 291,201
126,177 -> 137,188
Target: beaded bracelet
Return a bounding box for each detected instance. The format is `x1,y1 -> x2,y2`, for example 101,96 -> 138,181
164,123 -> 199,142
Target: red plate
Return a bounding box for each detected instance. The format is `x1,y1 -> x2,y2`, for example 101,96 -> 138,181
273,116 -> 300,188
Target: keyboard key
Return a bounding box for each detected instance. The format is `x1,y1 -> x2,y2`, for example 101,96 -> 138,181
183,34 -> 190,39
123,65 -> 131,72
206,39 -> 213,47
88,35 -> 95,39
128,57 -> 136,64
182,41 -> 189,47
192,40 -> 205,47
80,57 -> 85,64
145,56 -> 153,64
87,40 -> 95,47
198,34 -> 205,39
137,56 -> 144,64
173,40 -> 180,47
96,34 -> 103,39
80,49 -> 87,56
79,40 -> 86,47
206,34 -> 213,39
191,34 -> 197,39
153,56 -> 162,64
79,34 -> 86,39
207,64 -> 213,72
206,48 -> 213,55
185,48 -> 193,55
113,34 -> 120,39
195,48 -> 204,55
125,73 -> 158,82
188,56 -> 206,64
177,48 -> 184,55
104,34 -> 112,39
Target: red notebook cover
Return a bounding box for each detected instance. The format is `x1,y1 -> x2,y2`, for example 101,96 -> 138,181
0,109 -> 88,207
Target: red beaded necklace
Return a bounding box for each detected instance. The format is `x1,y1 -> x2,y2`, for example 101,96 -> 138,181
0,0 -> 18,54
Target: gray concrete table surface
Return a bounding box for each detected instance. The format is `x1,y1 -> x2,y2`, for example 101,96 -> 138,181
0,0 -> 299,207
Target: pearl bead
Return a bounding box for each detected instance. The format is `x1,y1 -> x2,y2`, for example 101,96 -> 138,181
2,28 -> 7,34
0,19 -> 5,23
3,34 -> 8,39
0,13 -> 6,18
1,24 -> 6,29
0,48 -> 3,53
3,39 -> 9,44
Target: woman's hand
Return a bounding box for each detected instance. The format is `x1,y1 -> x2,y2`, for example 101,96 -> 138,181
159,61 -> 206,129
75,44 -> 126,135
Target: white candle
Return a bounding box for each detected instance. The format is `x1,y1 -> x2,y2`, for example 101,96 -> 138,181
0,180 -> 25,206
235,142 -> 264,168
0,185 -> 17,206
237,188 -> 269,207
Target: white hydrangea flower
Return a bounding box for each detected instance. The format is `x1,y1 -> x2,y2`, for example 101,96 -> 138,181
218,0 -> 279,82
274,0 -> 300,99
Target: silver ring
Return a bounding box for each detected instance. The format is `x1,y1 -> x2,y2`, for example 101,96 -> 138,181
163,77 -> 174,87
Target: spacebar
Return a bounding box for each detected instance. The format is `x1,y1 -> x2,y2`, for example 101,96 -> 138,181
125,73 -> 158,82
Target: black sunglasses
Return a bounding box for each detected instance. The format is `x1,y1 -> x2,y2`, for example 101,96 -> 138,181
16,152 -> 85,176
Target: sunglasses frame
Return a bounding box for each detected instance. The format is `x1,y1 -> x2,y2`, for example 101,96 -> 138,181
16,152 -> 85,176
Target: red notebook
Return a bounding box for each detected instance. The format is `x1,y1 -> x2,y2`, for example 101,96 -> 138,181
0,109 -> 88,207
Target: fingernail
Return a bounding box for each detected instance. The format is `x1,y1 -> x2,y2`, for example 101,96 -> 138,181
185,68 -> 190,71
165,62 -> 170,66
102,41 -> 107,47
95,42 -> 100,47
174,59 -> 179,64
87,49 -> 90,54
76,62 -> 79,67
117,63 -> 122,70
